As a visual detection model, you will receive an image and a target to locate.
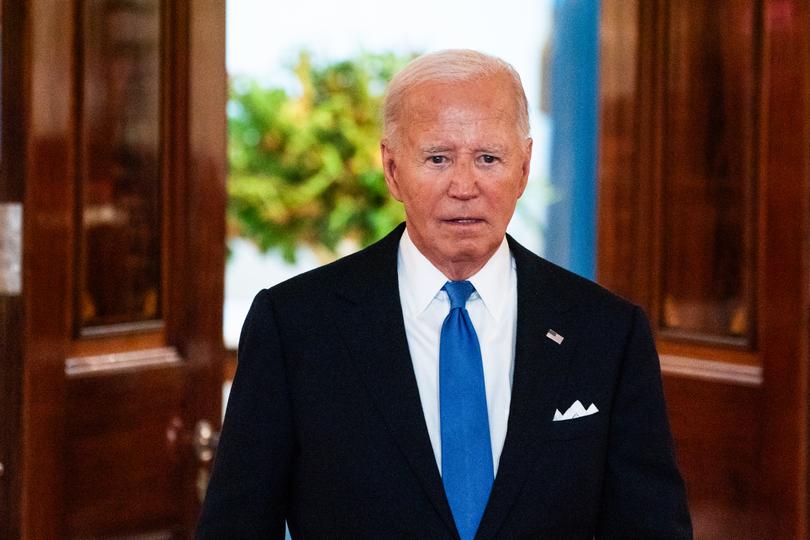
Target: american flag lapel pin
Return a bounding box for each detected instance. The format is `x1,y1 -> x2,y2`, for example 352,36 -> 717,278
546,329 -> 564,345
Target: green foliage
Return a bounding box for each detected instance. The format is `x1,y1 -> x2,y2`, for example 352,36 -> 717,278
228,51 -> 414,262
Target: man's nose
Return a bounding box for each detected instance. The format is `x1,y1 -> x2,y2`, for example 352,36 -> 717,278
446,160 -> 479,199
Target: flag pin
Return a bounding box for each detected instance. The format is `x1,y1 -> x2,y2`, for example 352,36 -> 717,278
546,329 -> 564,345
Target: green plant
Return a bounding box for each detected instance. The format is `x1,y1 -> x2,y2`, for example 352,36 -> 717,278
228,51 -> 414,262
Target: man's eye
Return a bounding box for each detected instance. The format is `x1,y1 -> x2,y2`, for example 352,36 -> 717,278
429,156 -> 446,164
481,154 -> 497,164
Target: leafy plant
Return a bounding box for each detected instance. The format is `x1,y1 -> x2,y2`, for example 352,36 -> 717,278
227,51 -> 414,262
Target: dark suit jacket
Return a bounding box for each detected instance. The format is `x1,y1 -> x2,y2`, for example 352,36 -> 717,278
196,223 -> 692,539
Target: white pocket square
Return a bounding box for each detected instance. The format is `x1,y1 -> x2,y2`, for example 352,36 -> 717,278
553,400 -> 599,422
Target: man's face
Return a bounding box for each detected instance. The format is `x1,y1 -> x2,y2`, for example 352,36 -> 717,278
381,75 -> 532,279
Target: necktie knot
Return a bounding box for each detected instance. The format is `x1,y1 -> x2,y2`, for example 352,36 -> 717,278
443,280 -> 475,310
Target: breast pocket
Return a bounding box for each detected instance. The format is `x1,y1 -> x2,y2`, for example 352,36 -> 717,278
544,409 -> 607,442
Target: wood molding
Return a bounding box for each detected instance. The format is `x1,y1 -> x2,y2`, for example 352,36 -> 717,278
79,319 -> 164,339
176,1 -> 227,533
757,1 -> 809,534
660,354 -> 763,386
65,347 -> 182,377
21,0 -> 76,536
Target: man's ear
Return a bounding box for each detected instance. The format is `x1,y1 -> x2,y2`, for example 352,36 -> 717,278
381,140 -> 403,202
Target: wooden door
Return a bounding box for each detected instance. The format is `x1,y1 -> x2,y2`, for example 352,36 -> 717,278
0,1 -> 226,538
598,0 -> 809,538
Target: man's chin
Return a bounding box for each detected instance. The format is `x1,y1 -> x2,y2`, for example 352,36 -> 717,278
439,241 -> 500,268
408,225 -> 501,270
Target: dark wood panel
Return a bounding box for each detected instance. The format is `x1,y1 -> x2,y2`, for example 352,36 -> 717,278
21,1 -> 77,537
65,365 -> 187,538
173,1 -> 227,531
0,295 -> 23,540
596,0 -> 645,304
756,0 -> 809,535
663,377 -> 767,538
598,0 -> 810,537
0,0 -> 24,203
597,0 -> 664,311
659,0 -> 759,345
78,0 -> 164,330
0,0 -> 26,537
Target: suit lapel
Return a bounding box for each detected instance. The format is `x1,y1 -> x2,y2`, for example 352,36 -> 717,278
332,224 -> 459,538
475,238 -> 578,540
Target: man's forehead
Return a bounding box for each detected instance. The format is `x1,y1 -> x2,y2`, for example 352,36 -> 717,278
407,104 -> 514,123
403,75 -> 513,105
402,124 -> 520,154
389,76 -> 525,148
403,112 -> 519,147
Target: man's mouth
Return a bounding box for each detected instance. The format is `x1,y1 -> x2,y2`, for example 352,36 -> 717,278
444,216 -> 484,223
443,217 -> 484,225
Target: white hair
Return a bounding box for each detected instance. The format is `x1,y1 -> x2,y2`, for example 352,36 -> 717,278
382,49 -> 530,142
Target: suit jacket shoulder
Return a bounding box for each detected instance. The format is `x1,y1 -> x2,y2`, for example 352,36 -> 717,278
263,222 -> 404,308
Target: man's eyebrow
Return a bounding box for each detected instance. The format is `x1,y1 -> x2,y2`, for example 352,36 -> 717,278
475,144 -> 508,154
418,144 -> 511,154
420,145 -> 453,153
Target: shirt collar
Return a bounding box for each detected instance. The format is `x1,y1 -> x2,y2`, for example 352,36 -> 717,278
397,227 -> 513,322
466,236 -> 513,322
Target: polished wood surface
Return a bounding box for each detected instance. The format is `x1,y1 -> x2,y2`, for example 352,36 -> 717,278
663,376 -> 765,537
598,0 -> 809,537
21,1 -> 76,536
597,0 -> 651,305
659,0 -> 758,344
0,295 -> 23,540
757,0 -> 809,533
0,2 -> 26,538
78,0 -> 164,329
6,1 -> 227,538
65,365 -> 187,537
168,0 -> 228,532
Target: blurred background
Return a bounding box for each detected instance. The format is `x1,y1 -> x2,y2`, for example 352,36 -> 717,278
222,0 -> 597,350
1,0 -> 809,538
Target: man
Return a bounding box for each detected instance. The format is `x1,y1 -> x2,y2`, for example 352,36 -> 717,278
197,49 -> 692,538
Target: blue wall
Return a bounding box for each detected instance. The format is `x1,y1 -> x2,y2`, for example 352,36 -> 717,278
545,0 -> 600,279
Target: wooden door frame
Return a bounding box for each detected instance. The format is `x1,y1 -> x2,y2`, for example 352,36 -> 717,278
2,1 -> 226,537
0,1 -> 26,537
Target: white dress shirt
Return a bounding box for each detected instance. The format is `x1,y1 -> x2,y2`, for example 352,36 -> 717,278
397,228 -> 518,475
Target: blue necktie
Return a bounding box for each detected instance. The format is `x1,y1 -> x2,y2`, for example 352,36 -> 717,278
440,280 -> 493,540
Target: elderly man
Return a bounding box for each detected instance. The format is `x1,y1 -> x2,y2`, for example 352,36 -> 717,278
197,49 -> 692,539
